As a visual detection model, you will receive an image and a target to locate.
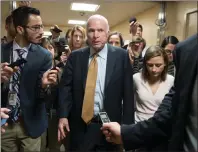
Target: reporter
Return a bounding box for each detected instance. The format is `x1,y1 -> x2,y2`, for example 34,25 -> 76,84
102,34 -> 198,152
1,6 -> 59,152
68,25 -> 86,51
40,37 -> 67,151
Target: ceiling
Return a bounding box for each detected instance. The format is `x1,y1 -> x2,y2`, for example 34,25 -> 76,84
1,1 -> 157,29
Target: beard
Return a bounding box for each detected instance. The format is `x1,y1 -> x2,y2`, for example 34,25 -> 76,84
24,29 -> 33,44
23,29 -> 42,44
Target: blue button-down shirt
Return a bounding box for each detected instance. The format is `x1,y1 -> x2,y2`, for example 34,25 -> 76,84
89,44 -> 108,115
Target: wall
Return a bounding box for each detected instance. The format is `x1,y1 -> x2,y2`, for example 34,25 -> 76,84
1,1 -> 10,37
111,4 -> 160,46
111,1 -> 197,45
172,1 -> 197,40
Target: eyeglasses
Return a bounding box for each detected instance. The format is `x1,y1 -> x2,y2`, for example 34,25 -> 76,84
165,49 -> 172,55
23,24 -> 44,32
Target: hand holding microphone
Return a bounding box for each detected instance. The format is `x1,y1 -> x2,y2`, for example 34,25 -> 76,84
101,122 -> 123,144
1,59 -> 26,83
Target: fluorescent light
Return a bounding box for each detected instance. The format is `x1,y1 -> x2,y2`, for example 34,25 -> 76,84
68,20 -> 86,25
71,3 -> 100,12
43,31 -> 52,36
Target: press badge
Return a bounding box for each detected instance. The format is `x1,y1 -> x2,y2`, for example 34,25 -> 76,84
8,91 -> 17,106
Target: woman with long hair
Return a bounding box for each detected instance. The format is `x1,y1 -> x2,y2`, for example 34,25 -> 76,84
107,31 -> 124,48
161,36 -> 179,76
69,25 -> 86,51
134,45 -> 174,122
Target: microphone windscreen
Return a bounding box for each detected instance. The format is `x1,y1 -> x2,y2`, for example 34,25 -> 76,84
129,17 -> 137,23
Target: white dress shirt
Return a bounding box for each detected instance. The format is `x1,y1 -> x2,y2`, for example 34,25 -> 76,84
133,72 -> 174,122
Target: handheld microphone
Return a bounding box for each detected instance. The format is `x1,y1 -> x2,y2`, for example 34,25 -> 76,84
129,17 -> 137,23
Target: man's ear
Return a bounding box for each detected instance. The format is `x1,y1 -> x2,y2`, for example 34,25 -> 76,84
5,25 -> 8,31
16,26 -> 24,35
107,30 -> 110,35
107,30 -> 110,38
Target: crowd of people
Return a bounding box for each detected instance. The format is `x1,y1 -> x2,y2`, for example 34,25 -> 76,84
1,4 -> 197,152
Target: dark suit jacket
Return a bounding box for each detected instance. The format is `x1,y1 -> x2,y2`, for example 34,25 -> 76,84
59,44 -> 134,145
1,41 -> 52,138
121,34 -> 198,151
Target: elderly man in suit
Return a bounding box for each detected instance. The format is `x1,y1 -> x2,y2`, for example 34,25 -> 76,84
1,6 -> 59,151
58,14 -> 134,151
102,34 -> 198,152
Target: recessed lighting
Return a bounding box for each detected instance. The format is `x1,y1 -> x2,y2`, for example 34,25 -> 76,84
68,20 -> 86,25
71,3 -> 100,12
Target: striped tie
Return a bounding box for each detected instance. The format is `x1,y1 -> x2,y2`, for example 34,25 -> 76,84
12,49 -> 25,119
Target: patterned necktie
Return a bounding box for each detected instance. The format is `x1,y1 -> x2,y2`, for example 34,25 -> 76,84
12,49 -> 26,118
81,54 -> 98,124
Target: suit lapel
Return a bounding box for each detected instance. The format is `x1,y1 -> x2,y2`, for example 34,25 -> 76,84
21,44 -> 36,75
104,44 -> 117,90
81,48 -> 90,89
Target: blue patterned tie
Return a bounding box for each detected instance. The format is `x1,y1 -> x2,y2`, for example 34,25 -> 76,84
11,49 -> 26,120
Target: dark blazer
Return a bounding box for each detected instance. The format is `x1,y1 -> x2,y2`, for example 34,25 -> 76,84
121,34 -> 198,151
59,44 -> 134,147
1,41 -> 52,138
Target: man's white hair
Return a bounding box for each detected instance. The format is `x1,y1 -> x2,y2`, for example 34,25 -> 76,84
86,14 -> 109,32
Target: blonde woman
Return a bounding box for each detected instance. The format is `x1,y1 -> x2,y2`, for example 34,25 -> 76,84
69,25 -> 86,51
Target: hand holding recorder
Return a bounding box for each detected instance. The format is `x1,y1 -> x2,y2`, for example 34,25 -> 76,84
1,58 -> 27,83
41,63 -> 62,88
101,122 -> 123,144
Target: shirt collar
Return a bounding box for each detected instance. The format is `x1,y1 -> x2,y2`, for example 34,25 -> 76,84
13,40 -> 31,52
90,44 -> 107,60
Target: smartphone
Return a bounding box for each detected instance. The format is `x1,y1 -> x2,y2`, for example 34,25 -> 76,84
99,112 -> 111,124
1,108 -> 14,126
1,118 -> 8,126
51,62 -> 64,70
8,58 -> 27,68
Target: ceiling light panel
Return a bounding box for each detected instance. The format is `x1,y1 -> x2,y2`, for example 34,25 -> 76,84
71,3 -> 100,12
68,20 -> 86,25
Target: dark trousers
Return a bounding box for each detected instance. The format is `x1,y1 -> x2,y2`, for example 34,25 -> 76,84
69,122 -> 121,152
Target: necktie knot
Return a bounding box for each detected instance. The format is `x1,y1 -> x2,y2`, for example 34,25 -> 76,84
16,49 -> 26,58
91,53 -> 98,62
93,53 -> 98,58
